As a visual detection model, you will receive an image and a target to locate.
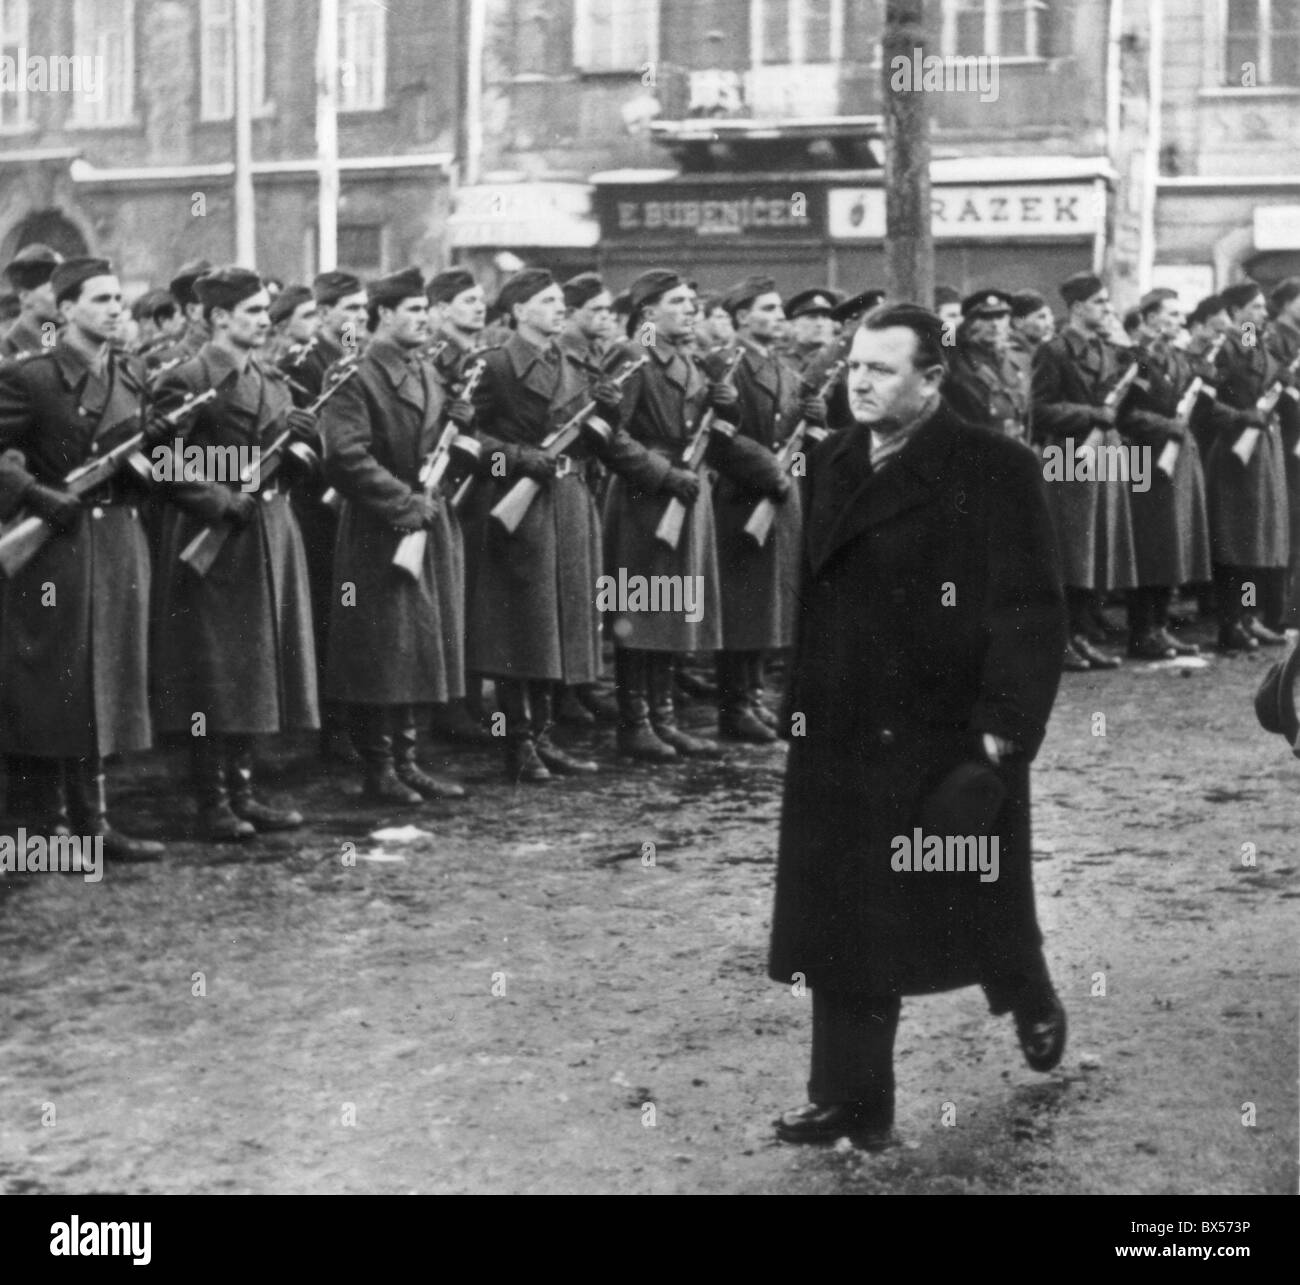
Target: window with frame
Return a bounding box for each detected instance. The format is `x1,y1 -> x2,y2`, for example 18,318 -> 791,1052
0,0 -> 31,130
338,224 -> 384,275
1225,0 -> 1300,85
573,0 -> 659,73
945,0 -> 1050,59
752,0 -> 843,66
339,0 -> 386,111
200,0 -> 269,121
72,0 -> 135,125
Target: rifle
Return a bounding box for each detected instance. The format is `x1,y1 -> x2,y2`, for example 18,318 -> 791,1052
654,346 -> 745,550
1233,348 -> 1300,465
1076,356 -> 1141,462
1156,335 -> 1225,477
179,362 -> 359,577
0,388 -> 217,579
489,354 -> 648,536
391,360 -> 488,579
743,357 -> 846,547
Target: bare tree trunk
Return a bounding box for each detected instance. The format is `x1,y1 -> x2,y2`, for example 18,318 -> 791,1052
882,0 -> 934,306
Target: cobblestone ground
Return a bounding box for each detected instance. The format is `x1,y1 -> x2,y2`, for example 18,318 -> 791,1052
0,612 -> 1296,1195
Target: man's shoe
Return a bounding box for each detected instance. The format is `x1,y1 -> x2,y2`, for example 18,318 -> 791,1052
1072,635 -> 1122,669
319,726 -> 362,765
674,669 -> 717,702
775,1102 -> 897,1150
98,825 -> 164,862
556,688 -> 596,726
1154,627 -> 1199,657
1014,992 -> 1068,1072
535,738 -> 599,775
429,702 -> 496,746
361,768 -> 424,805
506,738 -> 552,784
718,706 -> 778,743
1062,639 -> 1092,672
577,686 -> 620,724
1217,623 -> 1259,653
1127,631 -> 1178,660
395,763 -> 467,800
652,723 -> 724,758
231,796 -> 304,831
617,725 -> 679,763
199,803 -> 256,842
1246,617 -> 1287,646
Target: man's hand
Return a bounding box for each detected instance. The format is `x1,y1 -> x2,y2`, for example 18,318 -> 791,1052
224,490 -> 259,529
708,381 -> 739,409
23,482 -> 81,533
982,733 -> 1019,765
445,399 -> 475,429
287,408 -> 318,438
142,412 -> 176,448
392,494 -> 438,532
514,447 -> 553,481
799,395 -> 828,425
662,468 -> 700,503
592,378 -> 623,416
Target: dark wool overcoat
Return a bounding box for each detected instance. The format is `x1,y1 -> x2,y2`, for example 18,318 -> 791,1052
1266,318 -> 1300,622
320,337 -> 465,706
152,345 -> 319,735
1119,340 -> 1212,587
1030,329 -> 1138,591
768,402 -> 1067,1000
1202,332 -> 1290,569
703,339 -> 803,652
0,345 -> 153,757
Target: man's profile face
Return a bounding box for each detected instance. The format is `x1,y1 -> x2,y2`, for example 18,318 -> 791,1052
25,280 -> 60,323
383,296 -> 430,348
1073,289 -> 1112,335
218,290 -> 272,349
1014,305 -> 1055,343
847,325 -> 942,426
514,283 -> 566,336
445,285 -> 486,333
324,291 -> 369,341
1153,298 -> 1184,341
1231,292 -> 1267,330
646,284 -> 696,341
61,274 -> 123,344
287,300 -> 319,344
738,291 -> 785,341
570,290 -> 613,341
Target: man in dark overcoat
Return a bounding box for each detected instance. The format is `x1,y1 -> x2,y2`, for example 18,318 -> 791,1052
769,304 -> 1068,1148
153,268 -> 319,840
468,269 -> 668,782
1118,289 -> 1211,657
706,274 -> 822,743
1202,281 -> 1291,651
1030,272 -> 1138,671
1265,277 -> 1300,633
943,289 -> 1029,441
0,257 -> 162,859
0,244 -> 63,359
319,266 -> 469,805
602,269 -> 790,762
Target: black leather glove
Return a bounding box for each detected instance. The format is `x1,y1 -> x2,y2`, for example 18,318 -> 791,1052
708,381 -> 739,409
287,407 -> 318,438
514,447 -> 554,482
662,468 -> 700,503
445,399 -> 475,429
224,490 -> 259,529
24,482 -> 81,533
141,412 -> 175,448
592,378 -> 623,416
799,395 -> 828,425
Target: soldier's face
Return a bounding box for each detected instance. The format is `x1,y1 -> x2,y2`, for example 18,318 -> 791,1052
571,291 -> 613,341
24,280 -> 60,323
1075,290 -> 1112,334
1153,299 -> 1184,341
324,291 -> 369,344
61,274 -> 123,344
1015,306 -> 1054,343
937,301 -> 963,329
847,325 -> 943,426
646,285 -> 696,341
383,296 -> 430,347
217,290 -> 272,349
514,283 -> 566,336
969,313 -> 1010,346
1231,293 -> 1268,330
703,306 -> 734,346
446,285 -> 486,332
287,300 -> 319,344
739,291 -> 785,341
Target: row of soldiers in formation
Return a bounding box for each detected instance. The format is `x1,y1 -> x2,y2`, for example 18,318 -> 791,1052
1,241 -> 1298,859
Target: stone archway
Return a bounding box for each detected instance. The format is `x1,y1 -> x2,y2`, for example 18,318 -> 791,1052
2,209 -> 90,262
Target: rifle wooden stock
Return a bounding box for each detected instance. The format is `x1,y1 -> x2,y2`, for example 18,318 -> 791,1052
743,359 -> 845,547
490,355 -> 646,535
1233,350 -> 1300,465
0,388 -> 217,579
1158,345 -> 1224,477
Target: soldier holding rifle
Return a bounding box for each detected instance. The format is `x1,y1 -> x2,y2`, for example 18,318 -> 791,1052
319,266 -> 470,805
152,267 -> 319,841
0,257 -> 165,859
601,268 -> 790,763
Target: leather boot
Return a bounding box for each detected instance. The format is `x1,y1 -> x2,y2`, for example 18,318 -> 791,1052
227,737 -> 304,830
746,652 -> 779,728
26,757 -> 73,838
71,755 -> 163,860
718,651 -> 776,742
498,679 -> 551,783
533,683 -> 598,775
191,738 -> 255,841
576,683 -> 619,724
556,686 -> 596,726
615,649 -> 678,762
650,652 -> 722,758
429,697 -> 495,746
355,706 -> 423,804
395,709 -> 467,798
